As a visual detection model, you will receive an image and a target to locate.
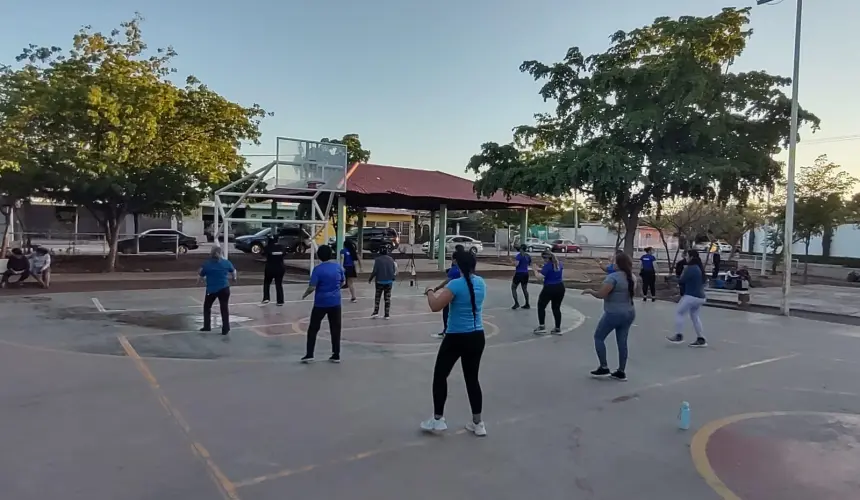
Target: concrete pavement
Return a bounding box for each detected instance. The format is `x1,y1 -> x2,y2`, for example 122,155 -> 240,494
1,280 -> 859,499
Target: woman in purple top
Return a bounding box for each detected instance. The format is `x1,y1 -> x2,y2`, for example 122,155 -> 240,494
533,251 -> 565,335
511,245 -> 531,310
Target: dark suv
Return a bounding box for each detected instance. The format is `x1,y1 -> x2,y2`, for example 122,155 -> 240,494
234,226 -> 311,255
329,227 -> 399,254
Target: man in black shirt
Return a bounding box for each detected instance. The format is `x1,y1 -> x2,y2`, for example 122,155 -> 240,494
262,235 -> 285,305
1,248 -> 30,288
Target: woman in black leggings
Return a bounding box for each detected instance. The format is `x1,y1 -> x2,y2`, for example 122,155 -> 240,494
421,251 -> 488,436
533,251 -> 565,335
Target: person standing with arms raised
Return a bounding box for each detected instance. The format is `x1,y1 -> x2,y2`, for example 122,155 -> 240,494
510,245 -> 531,310
421,251 -> 488,436
302,245 -> 346,363
261,234 -> 286,306
429,245 -> 465,339
198,245 -> 237,335
639,247 -> 658,302
533,251 -> 565,335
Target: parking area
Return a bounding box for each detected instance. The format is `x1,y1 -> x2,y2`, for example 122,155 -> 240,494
0,279 -> 858,499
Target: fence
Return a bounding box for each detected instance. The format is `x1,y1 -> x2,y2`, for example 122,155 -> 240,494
11,232 -> 200,257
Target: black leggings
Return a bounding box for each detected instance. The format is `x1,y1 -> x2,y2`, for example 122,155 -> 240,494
511,272 -> 530,305
537,283 -> 566,329
432,331 -> 486,416
640,269 -> 656,297
306,306 -> 342,356
263,267 -> 285,303
203,287 -> 231,332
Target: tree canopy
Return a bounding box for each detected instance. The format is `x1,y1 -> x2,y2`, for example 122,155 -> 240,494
466,8 -> 820,255
0,15 -> 268,269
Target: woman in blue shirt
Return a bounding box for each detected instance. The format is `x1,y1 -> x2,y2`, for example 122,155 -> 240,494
429,245 -> 465,339
197,245 -> 237,335
421,251 -> 487,436
302,245 -> 346,363
667,249 -> 708,348
510,245 -> 532,310
533,251 -> 565,335
639,247 -> 658,302
340,239 -> 361,303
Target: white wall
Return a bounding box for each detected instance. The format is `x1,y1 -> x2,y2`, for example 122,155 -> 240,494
748,223 -> 860,258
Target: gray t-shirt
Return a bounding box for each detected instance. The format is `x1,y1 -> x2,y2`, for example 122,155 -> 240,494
603,271 -> 635,314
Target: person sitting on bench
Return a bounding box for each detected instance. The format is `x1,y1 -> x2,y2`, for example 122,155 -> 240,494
29,247 -> 51,289
1,248 -> 30,288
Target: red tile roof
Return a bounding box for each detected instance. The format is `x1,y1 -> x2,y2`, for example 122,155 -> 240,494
343,163 -> 547,211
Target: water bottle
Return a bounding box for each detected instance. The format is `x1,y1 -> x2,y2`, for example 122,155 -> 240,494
678,401 -> 691,430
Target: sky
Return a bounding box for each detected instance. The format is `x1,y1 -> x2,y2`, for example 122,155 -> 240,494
2,0 -> 858,181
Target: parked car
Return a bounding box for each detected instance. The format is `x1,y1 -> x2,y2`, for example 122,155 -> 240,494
117,229 -> 199,254
523,238 -> 552,253
203,222 -> 254,243
693,240 -> 735,253
235,226 -> 311,255
551,239 -> 581,253
422,235 -> 483,255
328,226 -> 400,254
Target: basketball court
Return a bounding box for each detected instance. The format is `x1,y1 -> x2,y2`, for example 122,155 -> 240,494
1,276 -> 859,499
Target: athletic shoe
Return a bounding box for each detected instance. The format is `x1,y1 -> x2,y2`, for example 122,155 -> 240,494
384,315 -> 390,320
666,334 -> 684,344
261,300 -> 270,305
329,354 -> 341,363
643,297 -> 647,302
276,303 -> 284,307
533,326 -> 547,335
199,327 -> 211,332
651,297 -> 656,302
370,312 -> 379,318
590,367 -> 611,377
430,332 -> 445,339
689,338 -> 708,348
610,370 -> 627,381
550,327 -> 563,336
521,304 -> 530,310
221,329 -> 230,336
512,303 -> 520,310
350,297 -> 357,303
300,355 -> 314,364
420,417 -> 448,433
466,421 -> 487,437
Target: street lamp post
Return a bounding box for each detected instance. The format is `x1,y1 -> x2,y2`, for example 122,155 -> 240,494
758,0 -> 803,316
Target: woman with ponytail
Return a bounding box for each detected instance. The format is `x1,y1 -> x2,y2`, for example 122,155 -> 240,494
667,249 -> 708,348
421,251 -> 488,437
582,252 -> 636,381
533,251 -> 566,335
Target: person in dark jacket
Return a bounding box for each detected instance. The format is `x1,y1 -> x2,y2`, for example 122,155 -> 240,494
368,246 -> 398,319
261,235 -> 285,305
1,248 -> 30,288
711,251 -> 721,280
667,249 -> 708,348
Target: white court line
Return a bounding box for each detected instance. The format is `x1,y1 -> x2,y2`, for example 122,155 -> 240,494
633,353 -> 801,393
188,296 -> 203,305
91,297 -> 106,313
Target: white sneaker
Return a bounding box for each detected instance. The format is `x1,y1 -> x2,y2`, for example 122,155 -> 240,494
430,332 -> 445,339
466,421 -> 487,437
261,300 -> 270,305
420,417 -> 448,433
370,313 -> 379,319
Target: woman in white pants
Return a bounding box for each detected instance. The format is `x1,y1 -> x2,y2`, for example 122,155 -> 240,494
666,249 -> 708,347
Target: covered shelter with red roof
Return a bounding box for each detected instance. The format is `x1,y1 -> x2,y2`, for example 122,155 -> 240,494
269,162 -> 547,270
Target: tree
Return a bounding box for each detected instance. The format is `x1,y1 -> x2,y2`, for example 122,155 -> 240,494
0,16 -> 268,270
466,8 -> 820,256
788,156 -> 855,281
643,200 -> 712,269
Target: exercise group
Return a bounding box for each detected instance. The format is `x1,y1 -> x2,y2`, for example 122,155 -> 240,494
196,236 -> 711,436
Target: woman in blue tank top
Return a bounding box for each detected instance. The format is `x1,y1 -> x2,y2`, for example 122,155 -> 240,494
420,250 -> 488,437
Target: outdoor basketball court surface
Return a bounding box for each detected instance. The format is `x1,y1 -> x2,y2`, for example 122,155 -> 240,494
1,279 -> 858,499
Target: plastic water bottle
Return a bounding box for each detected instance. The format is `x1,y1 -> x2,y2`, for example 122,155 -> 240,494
678,401 -> 691,430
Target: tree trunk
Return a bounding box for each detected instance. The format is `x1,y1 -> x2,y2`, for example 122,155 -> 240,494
657,229 -> 672,270
0,213 -> 10,258
822,225 -> 833,257
803,240 -> 810,284
622,217 -> 637,256
100,214 -> 124,273
133,213 -> 141,254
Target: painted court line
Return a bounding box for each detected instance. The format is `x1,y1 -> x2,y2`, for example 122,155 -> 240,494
91,297 -> 106,313
233,413 -> 538,489
117,335 -> 241,500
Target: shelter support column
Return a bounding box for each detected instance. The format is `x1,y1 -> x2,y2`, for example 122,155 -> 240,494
437,204 -> 448,271
428,211 -> 436,261
356,209 -> 365,254
519,209 -> 529,248
336,196 -> 346,265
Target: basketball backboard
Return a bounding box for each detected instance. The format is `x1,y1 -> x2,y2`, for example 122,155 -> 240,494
265,137 -> 348,193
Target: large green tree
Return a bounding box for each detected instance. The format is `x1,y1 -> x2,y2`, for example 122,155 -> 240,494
0,16 -> 268,270
466,8 -> 819,255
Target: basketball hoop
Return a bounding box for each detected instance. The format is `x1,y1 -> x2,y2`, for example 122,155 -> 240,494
306,180 -> 325,190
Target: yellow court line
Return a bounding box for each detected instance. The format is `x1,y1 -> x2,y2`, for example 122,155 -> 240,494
118,335 -> 241,500
690,411 -> 860,500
